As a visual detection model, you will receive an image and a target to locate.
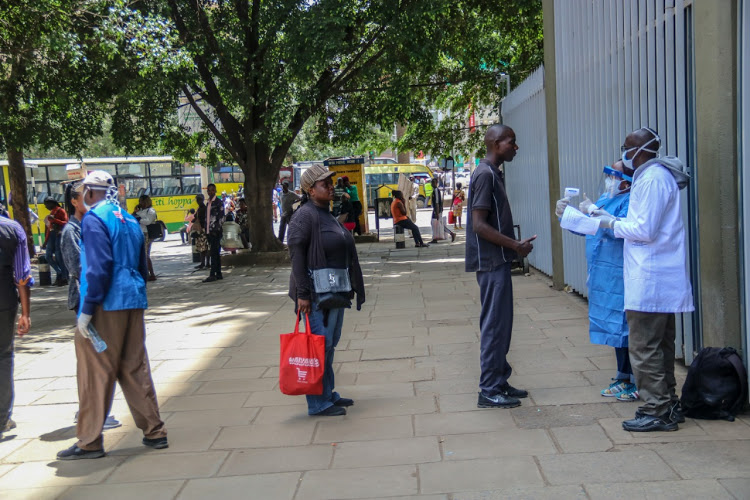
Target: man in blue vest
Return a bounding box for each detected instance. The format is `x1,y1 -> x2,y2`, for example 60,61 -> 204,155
57,171 -> 167,460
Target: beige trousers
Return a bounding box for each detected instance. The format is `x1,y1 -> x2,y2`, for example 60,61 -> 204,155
75,307 -> 166,450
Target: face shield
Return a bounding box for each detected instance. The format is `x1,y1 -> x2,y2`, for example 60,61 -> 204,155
596,165 -> 633,200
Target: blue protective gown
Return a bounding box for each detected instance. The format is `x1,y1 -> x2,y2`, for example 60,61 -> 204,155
585,192 -> 630,347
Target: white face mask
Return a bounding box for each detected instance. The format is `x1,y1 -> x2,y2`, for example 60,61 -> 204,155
622,128 -> 660,170
604,177 -> 617,197
82,188 -> 93,211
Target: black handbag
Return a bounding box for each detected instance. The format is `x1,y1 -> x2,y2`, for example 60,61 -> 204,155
146,222 -> 163,240
310,268 -> 352,309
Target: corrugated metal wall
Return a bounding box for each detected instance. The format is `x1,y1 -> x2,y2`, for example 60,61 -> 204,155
740,0 -> 750,391
501,67 -> 552,275
504,0 -> 693,300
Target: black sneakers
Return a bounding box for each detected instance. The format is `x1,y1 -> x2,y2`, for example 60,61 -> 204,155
143,436 -> 169,449
635,401 -> 685,424
500,384 -> 529,399
57,444 -> 105,460
312,405 -> 346,416
622,412 -> 678,432
477,392 -> 521,409
333,397 -> 354,407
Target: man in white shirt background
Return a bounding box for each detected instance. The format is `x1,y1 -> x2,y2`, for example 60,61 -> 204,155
594,127 -> 694,432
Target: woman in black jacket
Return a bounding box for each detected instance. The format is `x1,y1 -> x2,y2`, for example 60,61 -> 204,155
287,165 -> 365,417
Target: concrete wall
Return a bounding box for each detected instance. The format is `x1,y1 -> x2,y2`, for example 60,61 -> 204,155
694,0 -> 741,349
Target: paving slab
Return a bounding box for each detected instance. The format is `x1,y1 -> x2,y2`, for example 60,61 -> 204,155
640,441 -> 750,479
419,457 -> 543,494
441,429 -> 557,460
585,479 -> 734,499
415,410 -> 515,436
107,451 -> 228,483
314,415 -> 414,443
178,472 -> 300,500
297,465 -> 418,499
537,449 -> 677,485
59,480 -> 186,500
219,445 -> 333,475
331,436 -> 441,468
452,485 -> 588,499
550,423 -> 613,453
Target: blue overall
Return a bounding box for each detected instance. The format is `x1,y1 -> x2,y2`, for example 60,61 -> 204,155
585,193 -> 631,381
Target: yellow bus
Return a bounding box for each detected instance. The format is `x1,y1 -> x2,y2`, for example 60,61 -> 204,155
364,163 -> 434,208
0,156 -> 208,245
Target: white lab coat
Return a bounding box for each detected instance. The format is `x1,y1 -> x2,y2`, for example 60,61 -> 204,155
613,164 -> 694,313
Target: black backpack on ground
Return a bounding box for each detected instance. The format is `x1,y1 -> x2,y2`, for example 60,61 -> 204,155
680,347 -> 748,421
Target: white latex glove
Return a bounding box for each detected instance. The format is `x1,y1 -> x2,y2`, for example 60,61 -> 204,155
593,213 -> 617,229
77,313 -> 93,340
591,208 -> 614,218
555,197 -> 570,218
579,194 -> 598,215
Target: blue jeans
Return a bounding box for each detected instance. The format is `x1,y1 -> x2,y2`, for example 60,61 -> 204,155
477,263 -> 514,396
305,303 -> 345,415
615,347 -> 635,383
46,230 -> 68,280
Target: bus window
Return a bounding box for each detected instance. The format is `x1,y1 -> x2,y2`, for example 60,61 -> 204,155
151,176 -> 181,196
124,178 -> 148,198
117,163 -> 147,178
182,176 -> 201,194
148,162 -> 173,177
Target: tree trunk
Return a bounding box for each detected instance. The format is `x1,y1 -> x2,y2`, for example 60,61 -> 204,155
395,123 -> 411,164
6,148 -> 35,257
244,157 -> 284,253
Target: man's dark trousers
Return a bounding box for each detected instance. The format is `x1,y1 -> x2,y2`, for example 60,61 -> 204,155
0,305 -> 17,428
207,234 -> 222,278
477,263 -> 513,396
278,213 -> 291,243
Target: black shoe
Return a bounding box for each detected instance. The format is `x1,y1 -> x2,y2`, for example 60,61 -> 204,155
637,401 -> 685,424
500,383 -> 529,399
216,275 -> 223,280
142,436 -> 169,449
415,243 -> 430,248
451,233 -> 456,242
622,412 -> 678,432
195,264 -> 205,270
477,391 -> 521,409
1,418 -> 16,433
57,444 -> 105,460
311,405 -> 346,416
203,276 -> 218,283
333,397 -> 354,407
430,240 -> 439,244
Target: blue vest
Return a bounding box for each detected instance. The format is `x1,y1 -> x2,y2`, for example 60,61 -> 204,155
79,202 -> 148,312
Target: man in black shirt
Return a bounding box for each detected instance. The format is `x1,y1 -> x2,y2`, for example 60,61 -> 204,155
465,124 -> 536,409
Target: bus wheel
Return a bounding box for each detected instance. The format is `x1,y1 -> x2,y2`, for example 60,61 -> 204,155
417,196 -> 426,209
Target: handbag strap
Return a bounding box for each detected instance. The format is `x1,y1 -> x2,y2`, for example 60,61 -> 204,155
294,311 -> 312,335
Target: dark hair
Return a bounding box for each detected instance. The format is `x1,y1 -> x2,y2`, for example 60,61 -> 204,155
207,183 -> 216,189
392,190 -> 404,201
64,183 -> 80,216
299,191 -> 309,206
189,208 -> 195,214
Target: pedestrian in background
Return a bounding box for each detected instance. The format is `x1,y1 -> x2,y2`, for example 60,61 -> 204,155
57,171 -> 167,460
134,195 -> 158,282
180,209 -> 195,245
408,176 -> 419,222
466,124 -> 536,409
332,177 -> 346,217
430,178 -> 456,243
235,198 -> 250,249
0,215 -> 32,437
42,197 -> 69,286
391,190 -> 428,248
203,183 -> 225,283
556,160 -> 638,402
61,183 -> 121,430
594,127 -> 693,432
452,182 -> 466,229
278,180 -> 301,243
287,165 -> 365,417
193,194 -> 209,270
342,176 -> 362,235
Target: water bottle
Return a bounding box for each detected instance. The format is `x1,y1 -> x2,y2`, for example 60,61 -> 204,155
87,324 -> 108,353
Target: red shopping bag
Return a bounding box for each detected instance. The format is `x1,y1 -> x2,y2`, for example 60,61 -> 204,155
279,313 -> 325,395
448,210 -> 455,225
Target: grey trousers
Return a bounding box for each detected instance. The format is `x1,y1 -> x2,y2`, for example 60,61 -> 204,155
625,311 -> 679,416
477,264 -> 514,396
0,306 -> 17,428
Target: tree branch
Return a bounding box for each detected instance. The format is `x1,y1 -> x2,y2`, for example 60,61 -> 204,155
182,85 -> 236,161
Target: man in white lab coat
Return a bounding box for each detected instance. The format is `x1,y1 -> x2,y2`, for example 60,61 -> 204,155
594,127 -> 693,432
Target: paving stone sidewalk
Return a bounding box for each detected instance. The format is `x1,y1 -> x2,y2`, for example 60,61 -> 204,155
1,232 -> 749,499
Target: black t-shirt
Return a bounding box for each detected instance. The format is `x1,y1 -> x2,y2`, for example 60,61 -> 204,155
465,160 -> 517,272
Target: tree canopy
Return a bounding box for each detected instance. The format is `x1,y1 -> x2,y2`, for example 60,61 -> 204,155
126,0 -> 544,251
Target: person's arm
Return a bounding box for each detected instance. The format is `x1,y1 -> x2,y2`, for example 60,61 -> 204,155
397,200 -> 407,217
286,210 -> 313,314
80,215 -> 114,316
59,226 -> 81,280
612,176 -> 670,242
470,170 -> 535,256
16,281 -> 30,336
